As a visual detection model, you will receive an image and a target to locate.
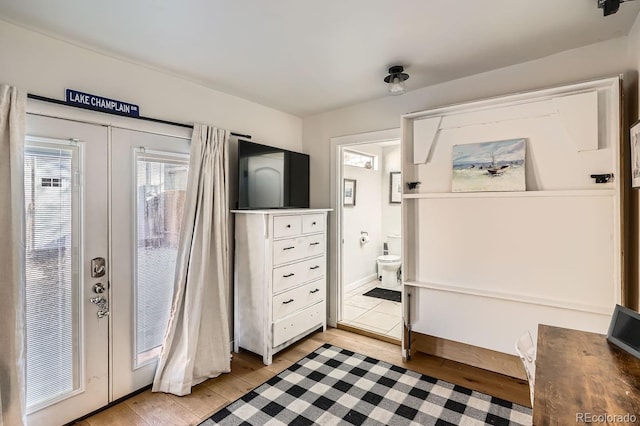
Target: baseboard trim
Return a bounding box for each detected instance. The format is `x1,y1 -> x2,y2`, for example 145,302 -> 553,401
409,331 -> 526,380
344,273 -> 379,292
337,322 -> 401,346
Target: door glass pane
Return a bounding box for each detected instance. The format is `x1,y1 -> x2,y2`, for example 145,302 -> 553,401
135,153 -> 189,365
24,143 -> 80,410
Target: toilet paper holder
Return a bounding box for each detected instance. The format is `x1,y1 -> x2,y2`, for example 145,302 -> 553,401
360,231 -> 369,245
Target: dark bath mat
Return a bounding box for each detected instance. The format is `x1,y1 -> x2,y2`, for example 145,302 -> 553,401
362,287 -> 401,302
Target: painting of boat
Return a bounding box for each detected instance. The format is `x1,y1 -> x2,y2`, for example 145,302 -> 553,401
487,164 -> 509,175
487,153 -> 510,175
452,138 -> 526,192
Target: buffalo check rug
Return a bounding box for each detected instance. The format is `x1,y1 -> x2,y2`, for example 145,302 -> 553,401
201,343 -> 532,425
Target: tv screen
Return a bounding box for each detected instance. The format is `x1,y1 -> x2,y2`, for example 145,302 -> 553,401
237,140 -> 310,209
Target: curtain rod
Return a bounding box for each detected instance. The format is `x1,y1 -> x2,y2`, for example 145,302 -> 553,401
27,93 -> 252,139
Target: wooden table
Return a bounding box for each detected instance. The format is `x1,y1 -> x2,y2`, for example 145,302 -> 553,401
534,324 -> 640,425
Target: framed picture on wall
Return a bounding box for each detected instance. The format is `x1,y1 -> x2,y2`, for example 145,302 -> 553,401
343,179 -> 356,206
632,120 -> 640,188
390,172 -> 402,204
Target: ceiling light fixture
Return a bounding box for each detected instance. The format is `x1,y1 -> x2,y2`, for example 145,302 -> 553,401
384,65 -> 409,96
598,0 -> 634,16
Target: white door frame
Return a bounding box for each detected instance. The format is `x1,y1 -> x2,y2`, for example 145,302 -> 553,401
328,128 -> 400,328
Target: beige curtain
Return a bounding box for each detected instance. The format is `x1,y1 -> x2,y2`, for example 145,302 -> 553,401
152,123 -> 231,396
0,85 -> 26,425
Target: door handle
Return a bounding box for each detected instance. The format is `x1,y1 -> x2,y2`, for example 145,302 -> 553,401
90,296 -> 109,318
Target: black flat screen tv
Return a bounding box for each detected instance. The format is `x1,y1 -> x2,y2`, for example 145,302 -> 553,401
237,140 -> 309,209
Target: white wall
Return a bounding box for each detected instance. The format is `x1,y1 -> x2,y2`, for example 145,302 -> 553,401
307,36 -> 636,326
0,19 -> 303,358
632,13 -> 640,103
0,19 -> 302,150
343,145 -> 382,287
341,142 -> 401,289
381,144 -> 401,241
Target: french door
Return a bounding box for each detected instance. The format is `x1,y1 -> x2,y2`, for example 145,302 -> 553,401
24,114 -> 190,425
25,114 -> 109,425
110,128 -> 190,399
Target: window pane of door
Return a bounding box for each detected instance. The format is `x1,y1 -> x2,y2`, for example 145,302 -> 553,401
135,153 -> 189,365
24,142 -> 80,410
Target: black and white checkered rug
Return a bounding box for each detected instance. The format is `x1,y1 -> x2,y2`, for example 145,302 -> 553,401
202,343 -> 532,425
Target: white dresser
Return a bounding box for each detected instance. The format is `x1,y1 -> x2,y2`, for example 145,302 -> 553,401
232,209 -> 330,365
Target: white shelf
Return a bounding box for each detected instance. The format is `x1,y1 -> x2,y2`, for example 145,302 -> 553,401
402,280 -> 611,315
402,189 -> 615,199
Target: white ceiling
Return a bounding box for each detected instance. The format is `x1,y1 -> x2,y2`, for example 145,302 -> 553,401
0,0 -> 639,117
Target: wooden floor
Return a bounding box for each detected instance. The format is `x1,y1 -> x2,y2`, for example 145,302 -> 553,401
75,328 -> 529,426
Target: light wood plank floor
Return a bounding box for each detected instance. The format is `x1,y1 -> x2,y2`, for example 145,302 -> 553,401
75,328 -> 529,426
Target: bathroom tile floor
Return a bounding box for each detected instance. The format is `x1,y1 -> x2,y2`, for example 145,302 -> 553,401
341,279 -> 402,340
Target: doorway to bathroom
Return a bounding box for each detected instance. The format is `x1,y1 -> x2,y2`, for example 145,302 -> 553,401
332,129 -> 402,342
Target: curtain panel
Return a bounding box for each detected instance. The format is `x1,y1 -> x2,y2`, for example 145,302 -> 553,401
0,85 -> 27,426
152,123 -> 231,396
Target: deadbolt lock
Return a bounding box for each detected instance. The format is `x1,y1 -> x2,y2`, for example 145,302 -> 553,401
91,257 -> 106,278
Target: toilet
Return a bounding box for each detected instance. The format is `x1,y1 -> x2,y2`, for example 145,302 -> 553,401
377,234 -> 401,289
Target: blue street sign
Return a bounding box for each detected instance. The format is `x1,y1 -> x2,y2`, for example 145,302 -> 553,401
65,89 -> 140,117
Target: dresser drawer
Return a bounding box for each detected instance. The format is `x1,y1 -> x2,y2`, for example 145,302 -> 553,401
272,234 -> 325,266
273,215 -> 302,238
273,302 -> 324,347
272,279 -> 325,321
273,256 -> 326,293
302,214 -> 324,234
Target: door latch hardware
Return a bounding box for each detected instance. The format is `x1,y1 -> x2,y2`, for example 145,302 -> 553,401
93,283 -> 106,294
590,173 -> 613,184
90,296 -> 110,318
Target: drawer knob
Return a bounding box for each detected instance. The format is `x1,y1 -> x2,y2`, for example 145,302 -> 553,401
310,288 -> 320,294
286,224 -> 291,228
282,299 -> 294,304
283,246 -> 295,250
310,265 -> 320,270
310,242 -> 320,246
283,273 -> 295,278
312,221 -> 317,225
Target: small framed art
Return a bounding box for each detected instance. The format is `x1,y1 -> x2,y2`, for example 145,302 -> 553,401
343,179 -> 356,206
